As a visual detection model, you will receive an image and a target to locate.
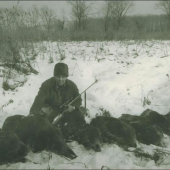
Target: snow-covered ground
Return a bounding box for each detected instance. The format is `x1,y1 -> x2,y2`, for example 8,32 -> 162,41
1,40 -> 170,169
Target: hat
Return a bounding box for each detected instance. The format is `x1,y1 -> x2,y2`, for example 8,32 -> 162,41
54,63 -> 69,77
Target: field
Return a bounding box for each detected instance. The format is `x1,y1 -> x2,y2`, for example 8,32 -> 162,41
1,40 -> 170,169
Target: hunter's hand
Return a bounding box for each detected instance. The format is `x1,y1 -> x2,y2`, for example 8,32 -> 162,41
64,105 -> 75,113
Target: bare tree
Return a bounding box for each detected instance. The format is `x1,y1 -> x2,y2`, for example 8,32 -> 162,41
157,1 -> 170,19
27,5 -> 40,28
110,1 -> 134,30
69,0 -> 92,30
40,6 -> 55,32
0,6 -> 26,31
58,9 -> 67,31
102,1 -> 112,31
133,16 -> 146,32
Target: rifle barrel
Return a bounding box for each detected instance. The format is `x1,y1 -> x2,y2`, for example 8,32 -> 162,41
60,79 -> 98,108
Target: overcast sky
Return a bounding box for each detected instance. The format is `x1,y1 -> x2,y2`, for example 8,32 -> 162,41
0,1 -> 164,17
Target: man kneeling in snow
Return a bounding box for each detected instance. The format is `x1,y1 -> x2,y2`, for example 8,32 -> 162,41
29,62 -> 82,123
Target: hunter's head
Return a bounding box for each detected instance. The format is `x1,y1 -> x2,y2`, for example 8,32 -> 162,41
54,63 -> 68,86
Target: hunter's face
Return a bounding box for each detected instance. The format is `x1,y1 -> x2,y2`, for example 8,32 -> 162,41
55,75 -> 67,86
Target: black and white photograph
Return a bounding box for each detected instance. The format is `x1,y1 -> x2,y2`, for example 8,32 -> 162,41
1,0 -> 170,169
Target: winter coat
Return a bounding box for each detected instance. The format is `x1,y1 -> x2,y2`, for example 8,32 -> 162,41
30,77 -> 82,115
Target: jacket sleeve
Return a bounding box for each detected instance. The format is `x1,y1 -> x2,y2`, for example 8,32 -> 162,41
71,84 -> 82,109
29,83 -> 47,115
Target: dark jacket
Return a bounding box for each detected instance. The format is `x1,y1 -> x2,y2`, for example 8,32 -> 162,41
30,77 -> 82,115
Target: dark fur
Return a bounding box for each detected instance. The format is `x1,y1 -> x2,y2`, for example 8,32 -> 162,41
2,115 -> 77,160
90,116 -> 137,148
119,114 -> 145,124
0,129 -> 29,165
165,111 -> 170,122
55,109 -> 102,152
141,109 -> 170,136
119,114 -> 164,146
2,115 -> 25,133
56,108 -> 86,126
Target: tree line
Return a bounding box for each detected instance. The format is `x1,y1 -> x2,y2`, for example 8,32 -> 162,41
0,0 -> 170,42
0,1 -> 170,90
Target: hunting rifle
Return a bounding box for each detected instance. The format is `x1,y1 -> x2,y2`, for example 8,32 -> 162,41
52,79 -> 98,125
60,79 -> 98,109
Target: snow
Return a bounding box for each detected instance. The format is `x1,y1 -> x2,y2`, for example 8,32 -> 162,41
1,40 -> 170,169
